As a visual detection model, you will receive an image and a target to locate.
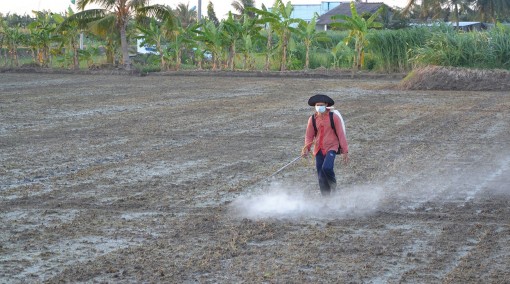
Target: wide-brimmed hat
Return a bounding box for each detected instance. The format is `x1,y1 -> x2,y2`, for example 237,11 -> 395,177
308,94 -> 334,106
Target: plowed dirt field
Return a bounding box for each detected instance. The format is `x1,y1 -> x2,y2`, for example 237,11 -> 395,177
1,73 -> 509,283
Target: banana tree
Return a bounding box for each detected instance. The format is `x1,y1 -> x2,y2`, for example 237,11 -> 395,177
78,45 -> 102,67
55,8 -> 83,69
273,0 -> 302,71
239,14 -> 261,70
330,2 -> 383,70
193,41 -> 208,70
27,11 -> 58,67
248,3 -> 275,71
196,20 -> 225,70
251,0 -> 301,71
296,14 -> 330,69
136,18 -> 167,69
2,24 -> 23,67
0,20 -> 5,65
330,41 -> 354,69
167,21 -> 199,70
223,12 -> 243,70
81,13 -> 118,65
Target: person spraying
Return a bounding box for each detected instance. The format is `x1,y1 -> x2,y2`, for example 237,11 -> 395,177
302,94 -> 349,197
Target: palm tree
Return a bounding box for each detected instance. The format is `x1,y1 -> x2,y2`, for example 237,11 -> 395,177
406,0 -> 510,23
232,0 -> 256,19
207,1 -> 220,26
445,0 -> 474,26
403,0 -> 445,20
174,2 -> 197,28
474,0 -> 510,22
76,0 -> 174,69
330,2 -> 383,70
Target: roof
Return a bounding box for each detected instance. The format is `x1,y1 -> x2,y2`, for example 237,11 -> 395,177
409,22 -> 485,27
317,2 -> 387,25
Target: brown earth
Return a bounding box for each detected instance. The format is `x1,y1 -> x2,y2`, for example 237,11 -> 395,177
1,73 -> 509,283
399,66 -> 510,91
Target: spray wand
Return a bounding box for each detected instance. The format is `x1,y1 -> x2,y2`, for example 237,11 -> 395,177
267,155 -> 304,179
266,141 -> 314,179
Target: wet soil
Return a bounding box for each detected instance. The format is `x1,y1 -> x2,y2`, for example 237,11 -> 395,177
1,73 -> 509,283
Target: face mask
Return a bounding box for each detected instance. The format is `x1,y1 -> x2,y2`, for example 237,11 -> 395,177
315,105 -> 326,113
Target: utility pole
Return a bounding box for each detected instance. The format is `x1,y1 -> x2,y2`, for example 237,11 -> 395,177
198,0 -> 202,22
71,0 -> 84,50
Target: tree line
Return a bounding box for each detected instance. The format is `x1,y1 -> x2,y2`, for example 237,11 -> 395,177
1,0 -> 509,72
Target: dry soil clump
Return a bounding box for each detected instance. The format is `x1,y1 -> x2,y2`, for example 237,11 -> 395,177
399,65 -> 510,91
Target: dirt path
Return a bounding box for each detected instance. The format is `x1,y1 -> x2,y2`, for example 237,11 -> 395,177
1,73 -> 509,283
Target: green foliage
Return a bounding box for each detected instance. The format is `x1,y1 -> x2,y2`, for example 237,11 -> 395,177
367,27 -> 430,72
366,24 -> 510,71
330,41 -> 354,69
195,20 -> 224,70
2,2 -> 510,73
250,0 -> 302,71
296,14 -> 331,69
411,24 -> 510,69
330,1 -> 384,70
309,52 -> 330,69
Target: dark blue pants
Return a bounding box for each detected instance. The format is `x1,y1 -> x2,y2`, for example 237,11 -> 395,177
315,150 -> 337,196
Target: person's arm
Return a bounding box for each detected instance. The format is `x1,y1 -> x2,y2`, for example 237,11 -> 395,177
302,116 -> 315,156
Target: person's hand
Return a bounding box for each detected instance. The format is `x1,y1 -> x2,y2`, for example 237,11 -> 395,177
342,153 -> 350,165
301,146 -> 310,157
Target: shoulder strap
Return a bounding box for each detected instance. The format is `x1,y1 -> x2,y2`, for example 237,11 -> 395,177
330,111 -> 340,139
311,114 -> 317,136
329,112 -> 336,134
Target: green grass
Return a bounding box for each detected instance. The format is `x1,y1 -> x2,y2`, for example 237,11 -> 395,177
368,25 -> 510,71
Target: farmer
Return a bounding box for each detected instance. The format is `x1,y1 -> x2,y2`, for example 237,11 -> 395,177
302,94 -> 349,196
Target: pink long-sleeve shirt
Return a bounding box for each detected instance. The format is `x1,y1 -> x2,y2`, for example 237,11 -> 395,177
304,111 -> 348,156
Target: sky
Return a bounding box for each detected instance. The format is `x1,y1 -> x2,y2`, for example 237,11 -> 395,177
1,0 -> 408,18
